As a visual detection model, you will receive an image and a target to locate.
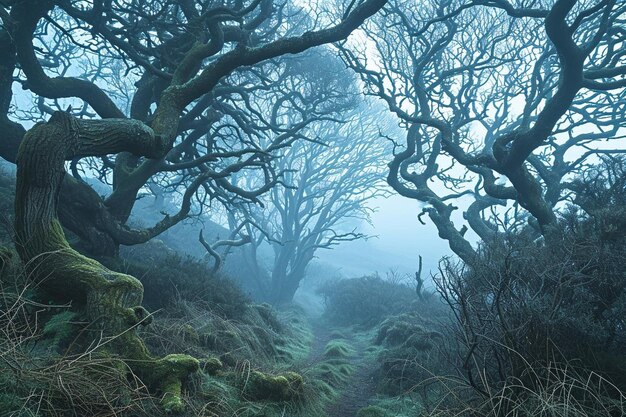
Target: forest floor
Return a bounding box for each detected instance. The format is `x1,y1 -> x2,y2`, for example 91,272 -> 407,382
306,320 -> 378,417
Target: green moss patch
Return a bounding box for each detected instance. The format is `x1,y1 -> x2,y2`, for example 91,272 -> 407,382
323,340 -> 354,359
243,370 -> 304,401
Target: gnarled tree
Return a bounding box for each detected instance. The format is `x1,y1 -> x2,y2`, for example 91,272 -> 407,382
1,0 -> 386,256
341,0 -> 626,264
1,0 -> 387,411
15,112 -> 199,413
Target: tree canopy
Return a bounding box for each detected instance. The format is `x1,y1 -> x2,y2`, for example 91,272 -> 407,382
341,0 -> 626,263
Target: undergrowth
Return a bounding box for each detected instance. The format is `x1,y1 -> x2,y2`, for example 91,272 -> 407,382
0,242 -> 333,417
318,273 -> 419,327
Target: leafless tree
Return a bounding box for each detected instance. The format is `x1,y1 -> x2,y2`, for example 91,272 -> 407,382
0,0 -> 387,256
340,0 -> 626,264
229,103 -> 390,304
0,0 -> 387,411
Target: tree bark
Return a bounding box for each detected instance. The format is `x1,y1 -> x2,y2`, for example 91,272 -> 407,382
269,258 -> 309,306
14,112 -> 198,413
270,270 -> 302,306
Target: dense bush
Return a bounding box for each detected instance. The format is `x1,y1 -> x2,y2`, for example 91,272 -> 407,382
106,242 -> 249,318
433,158 -> 626,415
373,312 -> 445,395
318,274 -> 419,327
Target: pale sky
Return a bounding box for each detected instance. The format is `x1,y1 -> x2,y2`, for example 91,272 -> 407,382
314,192 -> 454,281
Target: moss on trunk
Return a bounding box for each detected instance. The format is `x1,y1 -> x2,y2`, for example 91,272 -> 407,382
14,111 -> 197,413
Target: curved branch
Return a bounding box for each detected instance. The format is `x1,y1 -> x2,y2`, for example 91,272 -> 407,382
14,111 -> 197,413
10,2 -> 125,118
199,229 -> 251,274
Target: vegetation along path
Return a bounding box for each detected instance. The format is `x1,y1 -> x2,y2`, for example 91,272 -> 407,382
307,320 -> 378,417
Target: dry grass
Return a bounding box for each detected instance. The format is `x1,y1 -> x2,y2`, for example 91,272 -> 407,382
0,263 -> 156,417
414,349 -> 626,417
138,297 -> 284,365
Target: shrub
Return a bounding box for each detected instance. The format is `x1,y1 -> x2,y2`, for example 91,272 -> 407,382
109,243 -> 249,318
318,274 -> 418,327
436,219 -> 626,396
432,158 -> 626,413
373,312 -> 445,395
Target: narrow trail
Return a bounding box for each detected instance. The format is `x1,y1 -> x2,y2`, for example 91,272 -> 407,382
306,320 -> 378,417
325,335 -> 377,417
304,320 -> 335,367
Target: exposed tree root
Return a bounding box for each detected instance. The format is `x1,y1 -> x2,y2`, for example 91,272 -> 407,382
14,112 -> 197,413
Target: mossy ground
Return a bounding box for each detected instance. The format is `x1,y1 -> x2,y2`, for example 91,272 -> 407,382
0,240 -> 445,417
0,173 -> 443,417
0,237 -> 329,417
313,286 -> 450,417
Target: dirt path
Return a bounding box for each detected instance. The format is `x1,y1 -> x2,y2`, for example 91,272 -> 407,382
325,335 -> 377,417
304,320 -> 336,367
306,320 -> 377,417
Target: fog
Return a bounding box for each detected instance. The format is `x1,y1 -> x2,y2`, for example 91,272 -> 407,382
1,1 -> 625,416
315,195 -> 451,279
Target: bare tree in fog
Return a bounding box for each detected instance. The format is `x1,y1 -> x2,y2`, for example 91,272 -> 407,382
0,0 -> 386,257
0,0 -> 386,411
236,113 -> 388,304
217,55 -> 389,303
341,0 -> 626,264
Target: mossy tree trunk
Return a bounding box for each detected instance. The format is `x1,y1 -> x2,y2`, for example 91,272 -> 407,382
268,247 -> 313,306
14,112 -> 198,413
